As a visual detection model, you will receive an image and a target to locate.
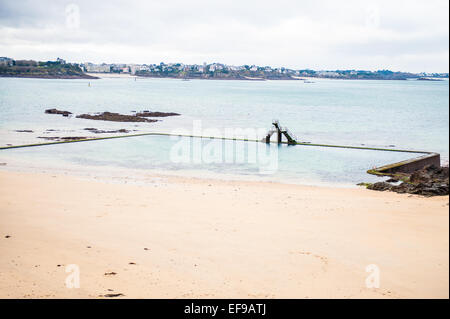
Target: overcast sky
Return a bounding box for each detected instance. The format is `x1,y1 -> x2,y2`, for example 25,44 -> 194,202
0,0 -> 448,72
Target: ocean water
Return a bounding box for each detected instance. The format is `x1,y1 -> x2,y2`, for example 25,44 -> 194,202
0,77 -> 448,186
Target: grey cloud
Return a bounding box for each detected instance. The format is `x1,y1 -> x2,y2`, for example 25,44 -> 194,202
0,0 -> 448,72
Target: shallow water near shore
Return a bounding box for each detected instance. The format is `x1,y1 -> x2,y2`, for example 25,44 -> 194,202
0,77 -> 448,185
0,135 -> 425,186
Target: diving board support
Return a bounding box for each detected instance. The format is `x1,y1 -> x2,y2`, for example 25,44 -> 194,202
263,120 -> 298,145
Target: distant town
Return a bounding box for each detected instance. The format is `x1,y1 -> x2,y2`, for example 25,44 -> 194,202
1,56 -> 448,80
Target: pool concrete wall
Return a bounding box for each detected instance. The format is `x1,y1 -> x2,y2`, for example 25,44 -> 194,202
369,153 -> 441,176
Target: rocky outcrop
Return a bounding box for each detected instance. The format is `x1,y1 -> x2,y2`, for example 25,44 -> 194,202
45,109 -> 180,122
366,165 -> 449,196
45,109 -> 72,117
410,165 -> 448,184
367,182 -> 392,191
76,112 -> 157,123
84,128 -> 130,134
135,111 -> 180,117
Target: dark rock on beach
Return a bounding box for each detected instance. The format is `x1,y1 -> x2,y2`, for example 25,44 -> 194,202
367,182 -> 392,192
15,130 -> 34,133
392,182 -> 448,196
366,165 -> 449,196
45,109 -> 72,117
385,178 -> 399,183
104,272 -> 117,276
76,112 -> 157,123
410,165 -> 448,184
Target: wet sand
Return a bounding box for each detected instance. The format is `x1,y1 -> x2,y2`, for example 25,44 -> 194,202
0,170 -> 448,298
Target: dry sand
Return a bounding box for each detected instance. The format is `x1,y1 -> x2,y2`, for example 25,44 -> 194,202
86,72 -> 137,79
0,170 -> 448,298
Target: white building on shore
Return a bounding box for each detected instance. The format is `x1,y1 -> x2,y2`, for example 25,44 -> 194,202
0,57 -> 13,66
84,63 -> 111,73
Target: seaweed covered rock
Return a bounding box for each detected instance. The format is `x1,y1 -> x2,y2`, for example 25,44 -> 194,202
76,112 -> 157,123
409,165 -> 449,184
365,165 -> 449,197
367,182 -> 392,191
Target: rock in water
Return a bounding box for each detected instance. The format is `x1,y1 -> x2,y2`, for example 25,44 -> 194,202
76,112 -> 157,123
135,111 -> 180,117
45,109 -> 72,116
83,128 -> 130,134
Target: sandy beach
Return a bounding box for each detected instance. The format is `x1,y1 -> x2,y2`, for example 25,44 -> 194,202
85,72 -> 137,79
0,169 -> 448,298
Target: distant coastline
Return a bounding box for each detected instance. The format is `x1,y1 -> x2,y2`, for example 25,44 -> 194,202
1,56 -> 448,81
88,73 -> 448,82
132,68 -> 449,81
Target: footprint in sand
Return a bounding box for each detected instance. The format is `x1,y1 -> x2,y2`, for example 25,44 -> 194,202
290,250 -> 329,271
297,251 -> 328,263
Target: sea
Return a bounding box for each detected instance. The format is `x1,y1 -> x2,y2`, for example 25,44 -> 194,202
0,76 -> 448,186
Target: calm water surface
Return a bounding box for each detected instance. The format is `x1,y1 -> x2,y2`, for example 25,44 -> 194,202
0,77 -> 448,185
